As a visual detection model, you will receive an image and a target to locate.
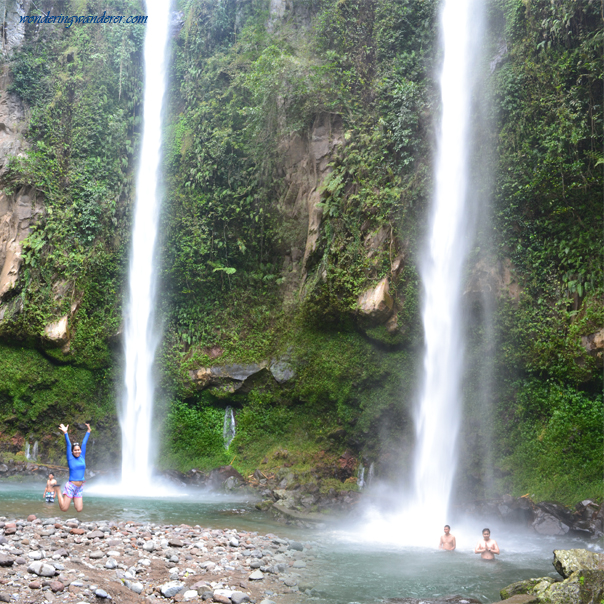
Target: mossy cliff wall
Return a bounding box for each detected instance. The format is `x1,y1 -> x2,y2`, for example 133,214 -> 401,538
0,0 -> 601,504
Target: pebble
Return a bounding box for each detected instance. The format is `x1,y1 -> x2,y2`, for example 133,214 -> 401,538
94,589 -> 109,599
249,570 -> 264,581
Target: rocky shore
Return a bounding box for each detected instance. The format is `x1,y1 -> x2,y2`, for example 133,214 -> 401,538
0,515 -> 320,604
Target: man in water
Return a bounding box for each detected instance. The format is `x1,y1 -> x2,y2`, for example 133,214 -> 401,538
43,473 -> 56,503
474,528 -> 500,560
439,525 -> 456,550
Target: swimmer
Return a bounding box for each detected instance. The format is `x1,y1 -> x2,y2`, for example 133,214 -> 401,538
43,473 -> 57,503
439,524 -> 456,550
54,423 -> 91,513
474,528 -> 500,560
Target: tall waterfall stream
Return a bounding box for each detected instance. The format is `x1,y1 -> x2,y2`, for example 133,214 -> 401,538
120,0 -> 171,492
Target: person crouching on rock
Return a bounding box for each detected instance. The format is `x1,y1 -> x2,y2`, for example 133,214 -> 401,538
54,423 -> 91,512
43,473 -> 57,503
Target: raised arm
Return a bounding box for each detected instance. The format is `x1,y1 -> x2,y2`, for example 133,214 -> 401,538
81,429 -> 91,457
63,429 -> 74,465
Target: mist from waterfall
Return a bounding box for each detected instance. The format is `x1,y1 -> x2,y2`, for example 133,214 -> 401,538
411,0 -> 484,526
119,0 -> 171,493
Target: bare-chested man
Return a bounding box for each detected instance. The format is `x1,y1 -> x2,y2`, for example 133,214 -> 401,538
439,525 -> 456,551
474,528 -> 500,560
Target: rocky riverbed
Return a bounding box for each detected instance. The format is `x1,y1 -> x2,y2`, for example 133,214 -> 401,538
0,515 -> 321,604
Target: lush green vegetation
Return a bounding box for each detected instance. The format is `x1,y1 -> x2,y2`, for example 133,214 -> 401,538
0,0 -> 600,505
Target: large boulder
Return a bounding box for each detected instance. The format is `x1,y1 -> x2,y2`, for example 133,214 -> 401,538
207,465 -> 244,490
553,549 -> 604,579
357,278 -> 394,324
547,569 -> 604,604
188,362 -> 268,392
500,577 -> 555,600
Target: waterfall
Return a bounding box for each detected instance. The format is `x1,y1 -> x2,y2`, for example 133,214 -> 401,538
120,0 -> 171,492
25,441 -> 38,461
357,465 -> 366,490
411,0 -> 484,524
24,442 -> 30,460
32,441 -> 38,461
223,407 -> 236,449
367,462 -> 375,486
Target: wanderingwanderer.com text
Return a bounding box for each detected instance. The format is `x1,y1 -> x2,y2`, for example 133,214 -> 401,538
19,11 -> 148,28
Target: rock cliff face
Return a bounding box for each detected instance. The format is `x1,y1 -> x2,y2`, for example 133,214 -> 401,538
0,187 -> 41,302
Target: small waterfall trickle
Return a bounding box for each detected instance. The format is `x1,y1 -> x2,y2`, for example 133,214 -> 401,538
25,441 -> 38,461
357,465 -> 366,490
119,0 -> 172,493
32,441 -> 38,461
367,462 -> 375,486
24,442 -> 30,460
223,407 -> 236,449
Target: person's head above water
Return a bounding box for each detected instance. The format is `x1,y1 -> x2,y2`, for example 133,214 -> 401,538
482,528 -> 491,539
71,442 -> 81,457
444,525 -> 451,534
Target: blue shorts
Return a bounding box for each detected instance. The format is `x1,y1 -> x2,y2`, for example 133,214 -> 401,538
63,481 -> 84,499
44,492 -> 55,503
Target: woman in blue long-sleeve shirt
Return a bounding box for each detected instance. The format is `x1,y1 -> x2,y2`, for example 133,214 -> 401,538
54,423 -> 91,512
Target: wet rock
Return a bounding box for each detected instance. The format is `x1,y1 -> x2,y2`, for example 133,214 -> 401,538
288,541 -> 303,551
207,466 -> 245,490
532,510 -> 569,535
553,549 -> 604,578
500,577 -> 555,599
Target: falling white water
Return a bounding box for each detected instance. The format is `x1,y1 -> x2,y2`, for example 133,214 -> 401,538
120,0 -> 171,493
223,407 -> 236,449
411,0 -> 483,526
353,0 -> 484,547
24,442 -> 30,460
357,465 -> 366,490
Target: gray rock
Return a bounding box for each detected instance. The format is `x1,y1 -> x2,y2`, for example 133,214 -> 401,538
533,513 -> 569,535
182,590 -> 197,601
248,570 -> 264,581
259,600 -> 276,604
95,588 -> 110,598
292,560 -> 306,568
0,594 -> 10,603
0,555 -> 13,567
249,560 -> 262,569
89,551 -> 104,560
288,541 -> 304,551
270,361 -> 295,384
28,551 -> 44,560
28,561 -> 56,577
160,581 -> 185,598
228,538 -> 239,547
230,592 -> 250,604
142,541 -> 155,552
104,558 -> 117,570
283,577 -> 297,587
127,582 -> 143,595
